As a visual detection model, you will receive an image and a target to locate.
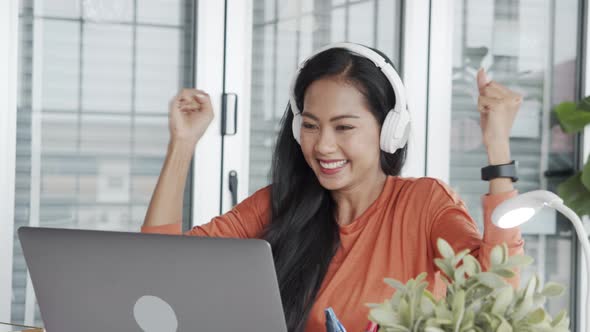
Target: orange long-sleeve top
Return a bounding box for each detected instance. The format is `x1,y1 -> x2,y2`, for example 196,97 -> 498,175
141,176 -> 524,332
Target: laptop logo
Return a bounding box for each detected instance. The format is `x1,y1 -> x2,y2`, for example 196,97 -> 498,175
134,295 -> 179,332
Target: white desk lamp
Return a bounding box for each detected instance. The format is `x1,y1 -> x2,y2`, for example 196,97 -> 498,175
491,190 -> 590,328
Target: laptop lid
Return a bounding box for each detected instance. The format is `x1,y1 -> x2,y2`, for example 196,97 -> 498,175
18,226 -> 287,332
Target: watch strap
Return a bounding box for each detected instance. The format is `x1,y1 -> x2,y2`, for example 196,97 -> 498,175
481,160 -> 518,182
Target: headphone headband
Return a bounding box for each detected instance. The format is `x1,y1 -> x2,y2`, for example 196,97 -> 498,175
289,42 -> 407,117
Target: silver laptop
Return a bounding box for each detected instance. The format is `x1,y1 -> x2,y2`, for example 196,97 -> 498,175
18,226 -> 288,332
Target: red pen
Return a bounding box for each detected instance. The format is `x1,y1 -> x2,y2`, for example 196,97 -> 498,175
364,321 -> 379,332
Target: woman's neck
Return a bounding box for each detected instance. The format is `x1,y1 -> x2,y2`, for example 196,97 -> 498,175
331,172 -> 388,226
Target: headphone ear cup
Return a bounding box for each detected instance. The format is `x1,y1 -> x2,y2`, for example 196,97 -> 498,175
380,108 -> 410,154
395,109 -> 411,150
292,113 -> 302,144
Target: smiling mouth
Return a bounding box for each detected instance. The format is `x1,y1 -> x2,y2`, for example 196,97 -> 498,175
318,159 -> 348,169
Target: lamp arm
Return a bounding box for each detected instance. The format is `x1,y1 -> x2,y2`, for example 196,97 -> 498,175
553,203 -> 590,331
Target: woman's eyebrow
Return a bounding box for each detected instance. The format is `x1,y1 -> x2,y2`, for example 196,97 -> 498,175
301,112 -> 361,122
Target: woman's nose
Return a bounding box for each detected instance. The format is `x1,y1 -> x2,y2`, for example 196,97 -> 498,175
314,129 -> 337,155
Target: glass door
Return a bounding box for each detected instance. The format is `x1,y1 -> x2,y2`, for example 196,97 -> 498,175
8,0 -> 199,326
220,0 -> 432,211
427,0 -> 582,327
246,0 -> 404,195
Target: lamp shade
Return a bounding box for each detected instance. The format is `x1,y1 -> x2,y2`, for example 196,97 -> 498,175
491,189 -> 590,330
491,190 -> 564,229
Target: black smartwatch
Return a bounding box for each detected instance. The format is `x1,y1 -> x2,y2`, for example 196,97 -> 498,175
481,160 -> 519,182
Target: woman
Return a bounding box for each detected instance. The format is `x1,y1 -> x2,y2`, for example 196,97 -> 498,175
141,43 -> 524,332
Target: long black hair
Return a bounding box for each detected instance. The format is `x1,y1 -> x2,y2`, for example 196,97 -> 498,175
262,45 -> 408,332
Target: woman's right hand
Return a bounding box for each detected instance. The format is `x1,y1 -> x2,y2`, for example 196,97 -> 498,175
143,89 -> 212,229
168,88 -> 214,145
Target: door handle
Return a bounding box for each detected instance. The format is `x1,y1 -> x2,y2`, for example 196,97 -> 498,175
222,93 -> 238,136
228,170 -> 238,206
544,169 -> 575,178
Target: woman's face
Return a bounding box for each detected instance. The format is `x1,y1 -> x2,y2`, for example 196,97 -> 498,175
300,77 -> 385,191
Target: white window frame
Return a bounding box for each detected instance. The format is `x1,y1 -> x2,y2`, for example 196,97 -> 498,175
191,0 -> 227,225
0,0 -> 19,323
401,0 -> 431,179
578,2 -> 590,329
220,0 -> 253,213
424,0 -> 454,182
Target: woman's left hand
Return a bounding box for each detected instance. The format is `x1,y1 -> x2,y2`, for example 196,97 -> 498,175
477,68 -> 523,150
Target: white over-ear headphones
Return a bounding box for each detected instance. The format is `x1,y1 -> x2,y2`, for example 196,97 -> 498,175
289,42 -> 411,154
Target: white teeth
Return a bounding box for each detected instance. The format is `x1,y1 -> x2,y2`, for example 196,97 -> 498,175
319,160 -> 348,169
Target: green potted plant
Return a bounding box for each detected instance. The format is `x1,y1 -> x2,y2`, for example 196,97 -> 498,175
554,97 -> 590,217
367,238 -> 570,331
